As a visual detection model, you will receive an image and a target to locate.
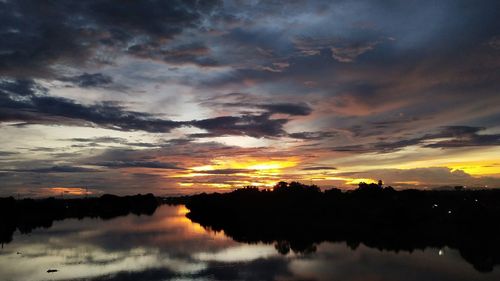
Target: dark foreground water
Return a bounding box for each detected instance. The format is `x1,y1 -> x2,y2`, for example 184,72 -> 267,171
1,205 -> 499,281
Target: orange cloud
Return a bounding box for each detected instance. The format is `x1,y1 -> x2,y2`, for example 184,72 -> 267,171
46,187 -> 90,196
173,157 -> 300,188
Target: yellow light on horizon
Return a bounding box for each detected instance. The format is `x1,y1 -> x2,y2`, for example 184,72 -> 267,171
191,165 -> 216,171
173,157 -> 299,188
447,160 -> 500,176
247,162 -> 288,170
393,181 -> 422,185
45,187 -> 89,196
345,178 -> 378,185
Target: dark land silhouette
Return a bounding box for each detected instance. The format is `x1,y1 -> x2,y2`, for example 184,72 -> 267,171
3,183 -> 500,273
0,194 -> 158,246
173,181 -> 500,273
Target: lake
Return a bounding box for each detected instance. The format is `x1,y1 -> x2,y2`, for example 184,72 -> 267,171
1,205 -> 499,281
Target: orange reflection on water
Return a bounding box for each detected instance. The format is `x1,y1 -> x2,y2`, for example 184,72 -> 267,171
160,205 -> 228,240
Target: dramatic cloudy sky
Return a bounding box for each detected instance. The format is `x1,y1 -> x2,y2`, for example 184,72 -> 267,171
1,0 -> 499,196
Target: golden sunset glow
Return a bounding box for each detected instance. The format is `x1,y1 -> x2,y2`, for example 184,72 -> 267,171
172,157 -> 299,188
191,158 -> 299,171
344,178 -> 379,185
46,187 -> 90,196
447,161 -> 500,176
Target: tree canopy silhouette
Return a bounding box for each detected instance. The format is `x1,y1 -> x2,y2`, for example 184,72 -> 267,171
179,181 -> 500,272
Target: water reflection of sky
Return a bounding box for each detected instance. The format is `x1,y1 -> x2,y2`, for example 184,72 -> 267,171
1,205 -> 499,281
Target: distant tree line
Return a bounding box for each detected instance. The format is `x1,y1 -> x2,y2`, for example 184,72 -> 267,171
180,181 -> 500,272
0,194 -> 158,246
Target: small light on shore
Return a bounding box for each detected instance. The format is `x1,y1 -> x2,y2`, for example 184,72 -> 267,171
439,249 -> 444,256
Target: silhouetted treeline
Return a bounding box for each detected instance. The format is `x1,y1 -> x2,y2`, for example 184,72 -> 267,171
0,194 -> 158,245
182,181 -> 500,272
162,195 -> 192,205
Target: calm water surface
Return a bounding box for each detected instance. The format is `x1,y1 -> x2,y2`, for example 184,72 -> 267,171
1,205 -> 499,281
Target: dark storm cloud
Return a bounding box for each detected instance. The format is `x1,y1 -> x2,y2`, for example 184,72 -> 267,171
193,168 -> 253,175
0,151 -> 18,157
91,160 -> 183,170
0,0 -> 221,76
302,166 -> 337,171
203,0 -> 499,106
295,35 -> 393,65
331,144 -> 375,153
305,39 -> 383,63
332,126 -> 500,153
288,131 -> 337,140
192,113 -> 288,138
67,137 -> 163,148
368,116 -> 425,130
88,0 -> 220,39
28,147 -> 59,152
186,132 -> 220,139
1,79 -> 304,138
61,73 -> 113,88
424,126 -> 500,148
4,166 -> 98,173
198,94 -> 313,117
0,79 -> 184,132
0,79 -> 45,96
68,137 -> 127,143
257,103 -> 312,116
1,0 -> 499,81
128,42 -> 218,67
0,1 -> 90,77
125,142 -> 162,148
233,102 -> 313,116
0,93 -> 183,132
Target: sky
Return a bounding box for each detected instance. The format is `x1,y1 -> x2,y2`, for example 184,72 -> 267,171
0,0 -> 499,197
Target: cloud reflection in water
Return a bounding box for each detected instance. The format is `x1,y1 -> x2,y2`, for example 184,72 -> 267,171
0,205 -> 499,281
